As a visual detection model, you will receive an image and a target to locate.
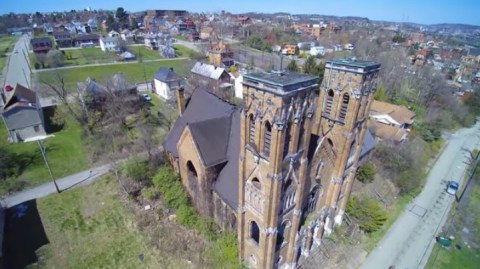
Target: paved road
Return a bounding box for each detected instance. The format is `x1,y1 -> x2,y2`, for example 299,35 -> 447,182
360,121 -> 480,269
2,164 -> 110,208
4,34 -> 31,88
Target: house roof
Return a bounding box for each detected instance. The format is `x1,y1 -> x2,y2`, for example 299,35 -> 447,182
360,129 -> 376,158
30,37 -> 52,45
154,67 -> 182,83
101,37 -> 120,43
370,100 -> 416,125
191,62 -> 227,80
3,83 -> 37,110
75,34 -> 99,41
368,120 -> 408,143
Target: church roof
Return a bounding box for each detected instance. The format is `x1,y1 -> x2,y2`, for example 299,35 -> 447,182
163,88 -> 239,209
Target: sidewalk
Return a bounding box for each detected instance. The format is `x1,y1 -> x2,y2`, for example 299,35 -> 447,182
2,164 -> 110,208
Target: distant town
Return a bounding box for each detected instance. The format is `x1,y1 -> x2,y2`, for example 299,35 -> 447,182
0,6 -> 479,269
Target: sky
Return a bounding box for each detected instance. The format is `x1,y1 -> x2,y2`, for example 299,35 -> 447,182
2,0 -> 479,26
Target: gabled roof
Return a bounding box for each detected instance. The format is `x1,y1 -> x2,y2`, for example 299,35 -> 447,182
154,67 -> 182,83
3,83 -> 37,110
191,62 -> 227,80
189,115 -> 231,167
163,88 -> 235,158
370,100 -> 416,125
368,120 -> 408,143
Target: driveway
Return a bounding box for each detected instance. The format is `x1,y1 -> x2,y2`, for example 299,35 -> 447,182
4,34 -> 31,88
360,121 -> 480,269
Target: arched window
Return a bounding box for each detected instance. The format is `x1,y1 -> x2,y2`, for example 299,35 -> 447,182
251,177 -> 261,190
186,161 -> 197,177
263,121 -> 272,157
249,114 -> 255,144
276,221 -> 291,251
308,187 -> 318,212
250,221 -> 260,244
283,123 -> 291,159
339,93 -> 350,121
324,89 -> 334,115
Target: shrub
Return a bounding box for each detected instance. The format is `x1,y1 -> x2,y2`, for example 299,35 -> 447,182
356,164 -> 376,183
205,233 -> 243,269
152,166 -> 188,209
141,187 -> 157,201
176,204 -> 199,228
346,196 -> 387,233
122,160 -> 151,182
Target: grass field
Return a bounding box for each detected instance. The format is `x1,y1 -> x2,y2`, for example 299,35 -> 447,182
0,35 -> 18,75
0,114 -> 88,195
129,46 -> 163,61
28,177 -> 184,269
36,59 -> 194,89
173,44 -> 204,59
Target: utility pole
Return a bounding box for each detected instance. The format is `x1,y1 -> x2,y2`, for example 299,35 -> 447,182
37,139 -> 61,193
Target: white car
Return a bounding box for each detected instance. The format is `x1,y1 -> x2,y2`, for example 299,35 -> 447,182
446,181 -> 459,195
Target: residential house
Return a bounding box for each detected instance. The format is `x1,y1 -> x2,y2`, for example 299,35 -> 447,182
73,21 -> 86,33
235,16 -> 251,26
74,34 -> 100,47
200,26 -> 214,40
31,37 -> 53,54
65,22 -> 77,34
153,67 -> 183,100
208,41 -> 234,67
1,84 -> 46,143
43,23 -> 53,34
53,31 -> 72,47
120,29 -> 135,43
108,30 -> 120,37
190,62 -> 233,100
99,37 -> 120,52
176,19 -> 188,33
310,46 -> 325,56
87,18 -> 98,31
77,74 -> 137,109
186,30 -> 199,42
144,34 -> 159,50
368,100 -> 416,143
281,44 -> 297,55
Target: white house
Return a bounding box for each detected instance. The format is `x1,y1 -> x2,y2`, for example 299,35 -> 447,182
144,34 -> 159,50
108,30 -> 120,37
120,29 -> 134,43
73,21 -> 86,33
65,23 -> 77,34
367,100 -> 416,143
233,72 -> 244,99
310,46 -> 325,56
153,67 -> 183,100
99,37 -> 120,52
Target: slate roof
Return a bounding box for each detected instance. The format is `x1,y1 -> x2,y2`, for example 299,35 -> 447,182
368,120 -> 408,142
163,88 -> 239,209
163,88 -> 235,158
154,68 -> 182,83
191,62 -> 227,80
189,115 -> 231,167
360,129 -> 375,158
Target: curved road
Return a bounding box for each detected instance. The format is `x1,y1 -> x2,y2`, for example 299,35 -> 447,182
360,121 -> 480,269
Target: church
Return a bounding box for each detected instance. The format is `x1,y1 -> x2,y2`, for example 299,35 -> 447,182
163,59 -> 380,269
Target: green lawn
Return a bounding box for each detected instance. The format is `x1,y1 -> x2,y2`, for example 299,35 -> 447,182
425,244 -> 480,269
0,35 -> 18,75
36,59 -> 194,89
173,44 -> 204,59
129,46 -> 163,61
63,48 -> 118,65
29,177 -> 184,269
0,116 -> 88,195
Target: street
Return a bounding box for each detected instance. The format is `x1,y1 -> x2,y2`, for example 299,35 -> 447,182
360,121 -> 480,269
4,34 -> 31,88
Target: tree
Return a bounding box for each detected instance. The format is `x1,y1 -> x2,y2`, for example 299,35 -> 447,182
115,7 -> 128,28
105,14 -> 116,31
346,196 -> 387,233
286,59 -> 299,72
392,35 -> 406,43
303,56 -> 325,83
45,50 -> 65,67
356,164 -> 376,183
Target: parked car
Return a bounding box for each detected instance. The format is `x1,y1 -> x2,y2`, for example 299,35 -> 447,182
446,181 -> 459,195
140,93 -> 151,101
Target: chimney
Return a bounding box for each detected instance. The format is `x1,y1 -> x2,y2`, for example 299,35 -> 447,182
175,87 -> 185,115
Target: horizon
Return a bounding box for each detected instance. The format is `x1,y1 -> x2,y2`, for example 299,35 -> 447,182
2,0 -> 479,26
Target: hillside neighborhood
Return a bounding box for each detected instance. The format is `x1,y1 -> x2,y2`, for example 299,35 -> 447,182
0,3 -> 479,269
